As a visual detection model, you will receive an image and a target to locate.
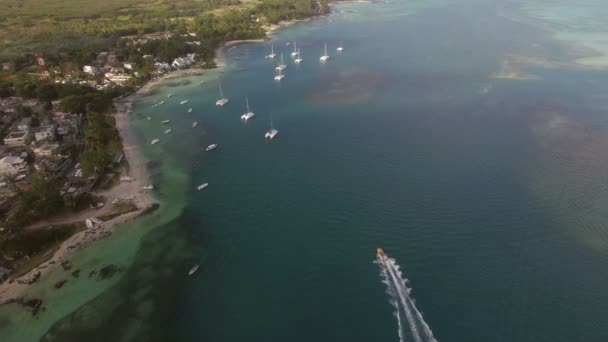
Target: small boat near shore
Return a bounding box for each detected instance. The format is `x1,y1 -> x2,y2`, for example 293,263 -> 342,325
189,264 -> 199,275
142,184 -> 154,190
196,183 -> 208,191
164,129 -> 172,134
205,144 -> 218,152
192,121 -> 198,128
180,100 -> 189,105
188,108 -> 193,113
161,120 -> 171,124
151,139 -> 160,145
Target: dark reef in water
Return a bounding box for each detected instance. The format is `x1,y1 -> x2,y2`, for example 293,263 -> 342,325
40,207 -> 206,341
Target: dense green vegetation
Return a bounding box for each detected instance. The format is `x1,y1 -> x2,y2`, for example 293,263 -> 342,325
0,0 -> 330,71
8,175 -> 64,228
0,223 -> 81,275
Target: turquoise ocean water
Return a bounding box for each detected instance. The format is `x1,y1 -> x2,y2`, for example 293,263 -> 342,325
3,0 -> 608,341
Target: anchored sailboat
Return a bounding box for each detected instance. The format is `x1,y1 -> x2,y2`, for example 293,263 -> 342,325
294,49 -> 303,64
291,41 -> 299,57
266,44 -> 277,59
241,97 -> 255,121
276,53 -> 286,71
265,115 -> 278,140
274,67 -> 285,81
215,82 -> 229,106
320,43 -> 330,62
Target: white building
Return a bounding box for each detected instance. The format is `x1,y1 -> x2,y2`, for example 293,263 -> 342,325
172,54 -> 196,69
34,126 -> 55,141
0,156 -> 26,177
154,62 -> 171,73
3,131 -> 29,146
104,72 -> 132,85
32,143 -> 59,157
83,65 -> 100,75
171,58 -> 188,69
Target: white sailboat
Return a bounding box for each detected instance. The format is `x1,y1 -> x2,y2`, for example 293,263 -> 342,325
265,116 -> 278,140
215,82 -> 229,106
196,183 -> 208,191
205,144 -> 218,152
337,42 -> 344,52
180,100 -> 188,105
275,53 -> 286,71
192,121 -> 198,128
266,44 -> 277,59
161,120 -> 171,124
291,41 -> 298,57
241,97 -> 255,121
187,108 -> 193,113
164,129 -> 172,134
320,43 -> 330,62
151,139 -> 160,145
274,68 -> 285,81
294,49 -> 303,64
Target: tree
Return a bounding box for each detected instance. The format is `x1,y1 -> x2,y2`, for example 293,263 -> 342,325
9,175 -> 64,227
60,94 -> 88,114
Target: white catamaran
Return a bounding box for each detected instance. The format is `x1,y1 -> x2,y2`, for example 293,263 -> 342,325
216,82 -> 229,106
266,44 -> 277,59
276,53 -> 286,71
274,68 -> 285,81
241,97 -> 255,121
265,116 -> 278,140
320,43 -> 330,62
291,41 -> 299,58
294,49 -> 303,64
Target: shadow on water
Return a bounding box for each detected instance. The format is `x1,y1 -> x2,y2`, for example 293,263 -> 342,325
40,206 -> 206,342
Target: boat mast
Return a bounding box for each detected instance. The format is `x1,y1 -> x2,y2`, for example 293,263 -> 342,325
246,97 -> 250,112
219,82 -> 224,99
324,43 -> 328,56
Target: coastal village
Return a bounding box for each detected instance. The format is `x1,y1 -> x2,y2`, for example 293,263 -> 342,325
0,36 -> 206,290
0,0 -> 332,316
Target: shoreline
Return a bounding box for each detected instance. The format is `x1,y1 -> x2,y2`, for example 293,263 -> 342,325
0,5 -> 333,311
0,89 -> 159,305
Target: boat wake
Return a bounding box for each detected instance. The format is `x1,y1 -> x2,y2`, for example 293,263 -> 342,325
376,253 -> 438,342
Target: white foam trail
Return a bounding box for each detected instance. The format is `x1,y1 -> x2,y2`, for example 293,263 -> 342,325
384,258 -> 423,342
389,259 -> 437,342
384,256 -> 439,342
378,260 -> 406,342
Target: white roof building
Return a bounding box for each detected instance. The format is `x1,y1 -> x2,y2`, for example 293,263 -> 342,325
0,156 -> 26,177
3,131 -> 29,146
34,126 -> 55,141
